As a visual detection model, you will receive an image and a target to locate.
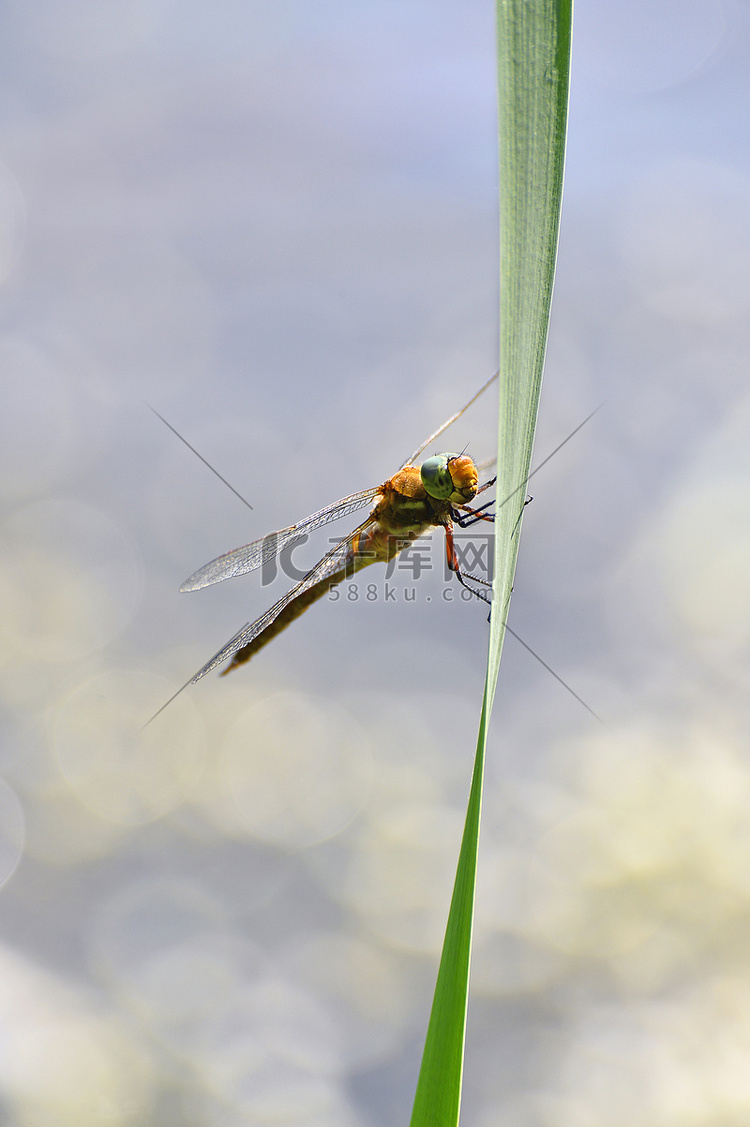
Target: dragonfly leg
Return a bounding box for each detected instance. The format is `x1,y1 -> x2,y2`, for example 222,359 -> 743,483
443,523 -> 493,606
453,569 -> 493,606
453,498 -> 495,528
510,494 -> 534,538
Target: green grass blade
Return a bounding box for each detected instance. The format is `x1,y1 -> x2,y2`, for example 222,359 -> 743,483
409,3 -> 572,1124
488,0 -> 573,698
408,692 -> 492,1126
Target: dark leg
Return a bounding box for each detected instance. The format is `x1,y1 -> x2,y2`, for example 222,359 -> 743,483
453,499 -> 495,528
443,523 -> 493,606
510,494 -> 533,538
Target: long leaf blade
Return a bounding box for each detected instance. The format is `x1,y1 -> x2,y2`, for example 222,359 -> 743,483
409,3 -> 572,1123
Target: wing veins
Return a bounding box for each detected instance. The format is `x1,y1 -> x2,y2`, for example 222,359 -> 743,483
180,486 -> 381,591
188,514 -> 376,682
181,371 -> 500,592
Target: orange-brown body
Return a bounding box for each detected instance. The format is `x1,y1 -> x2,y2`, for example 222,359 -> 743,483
222,456 -> 479,672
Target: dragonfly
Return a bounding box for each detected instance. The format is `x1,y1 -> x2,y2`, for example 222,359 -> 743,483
149,373 -> 499,722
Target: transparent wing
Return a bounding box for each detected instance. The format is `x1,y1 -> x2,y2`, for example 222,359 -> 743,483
188,515 -> 374,682
400,370 -> 498,468
180,486 -> 381,592
181,370 -> 499,592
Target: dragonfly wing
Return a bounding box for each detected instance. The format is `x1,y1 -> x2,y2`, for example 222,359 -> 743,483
400,370 -> 498,469
187,515 -> 374,682
180,486 -> 382,591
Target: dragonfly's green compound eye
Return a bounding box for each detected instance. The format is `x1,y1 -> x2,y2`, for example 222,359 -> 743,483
420,453 -> 459,499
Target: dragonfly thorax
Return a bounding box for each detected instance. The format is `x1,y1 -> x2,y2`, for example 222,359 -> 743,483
420,453 -> 478,503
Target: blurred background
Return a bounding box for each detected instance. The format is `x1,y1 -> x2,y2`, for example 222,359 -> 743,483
1,0 -> 750,1123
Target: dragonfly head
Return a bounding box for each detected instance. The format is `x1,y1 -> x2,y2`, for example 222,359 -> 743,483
420,454 -> 478,502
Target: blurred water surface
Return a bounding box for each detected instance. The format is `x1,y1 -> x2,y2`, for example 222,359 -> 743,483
1,0 -> 750,1123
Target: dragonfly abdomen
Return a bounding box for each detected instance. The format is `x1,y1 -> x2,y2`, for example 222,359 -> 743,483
219,546 -> 377,674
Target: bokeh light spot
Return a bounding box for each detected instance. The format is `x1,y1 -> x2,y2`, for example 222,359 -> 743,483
0,778 -> 25,890
55,670 -> 205,825
220,692 -> 373,849
0,500 -> 140,663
